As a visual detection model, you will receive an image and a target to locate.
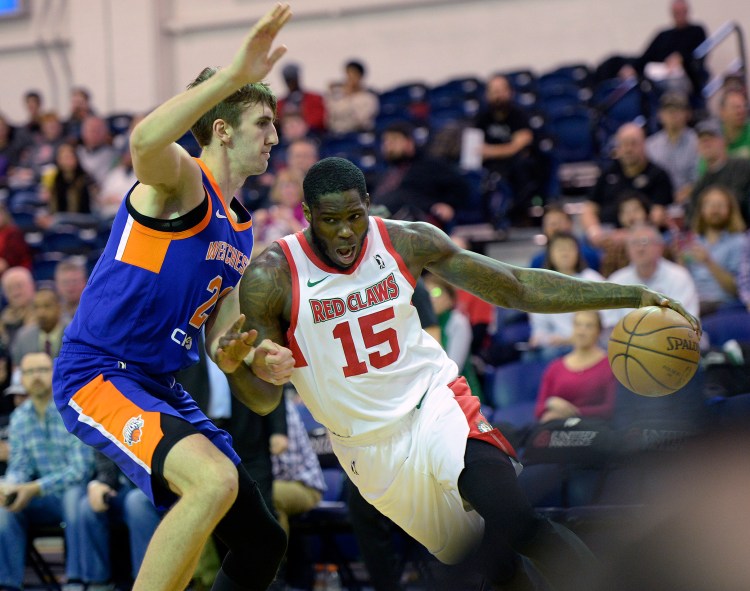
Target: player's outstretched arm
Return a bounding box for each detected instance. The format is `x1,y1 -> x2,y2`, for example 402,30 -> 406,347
223,243 -> 293,415
129,3 -> 291,194
391,220 -> 699,332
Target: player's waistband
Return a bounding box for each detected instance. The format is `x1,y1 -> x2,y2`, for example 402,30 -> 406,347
328,405 -> 418,447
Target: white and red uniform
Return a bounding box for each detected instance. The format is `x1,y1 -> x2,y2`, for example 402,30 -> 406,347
278,217 -> 515,564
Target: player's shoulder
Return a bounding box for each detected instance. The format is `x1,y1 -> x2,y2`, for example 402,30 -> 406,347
381,218 -> 453,257
248,241 -> 290,277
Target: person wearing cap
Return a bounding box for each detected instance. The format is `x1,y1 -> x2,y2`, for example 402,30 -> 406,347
277,62 -> 326,134
646,90 -> 699,203
582,123 -> 674,247
689,118 -> 750,226
325,59 -> 379,135
718,88 -> 750,160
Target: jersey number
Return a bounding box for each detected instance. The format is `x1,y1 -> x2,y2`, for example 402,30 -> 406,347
332,307 -> 400,377
190,276 -> 224,329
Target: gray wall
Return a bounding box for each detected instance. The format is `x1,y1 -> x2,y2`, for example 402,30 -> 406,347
0,0 -> 747,122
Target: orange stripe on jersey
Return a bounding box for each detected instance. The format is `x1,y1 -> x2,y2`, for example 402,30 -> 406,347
71,374 -> 164,471
196,158 -> 253,233
118,219 -> 171,273
375,217 -> 416,287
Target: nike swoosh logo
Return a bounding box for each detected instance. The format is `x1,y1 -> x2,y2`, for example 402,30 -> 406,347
307,276 -> 330,287
216,210 -> 227,219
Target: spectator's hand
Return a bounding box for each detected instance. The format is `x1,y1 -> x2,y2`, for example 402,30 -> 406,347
226,3 -> 291,86
269,434 -> 289,455
251,340 -> 295,386
2,482 -> 40,513
87,481 -> 115,513
683,242 -> 709,264
216,315 -> 259,374
431,203 -> 455,222
639,289 -> 701,334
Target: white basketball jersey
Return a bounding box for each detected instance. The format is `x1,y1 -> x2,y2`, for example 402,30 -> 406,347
278,217 -> 458,440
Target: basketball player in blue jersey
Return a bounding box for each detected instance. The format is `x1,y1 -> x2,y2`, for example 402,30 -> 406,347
52,5 -> 296,591
229,157 -> 700,590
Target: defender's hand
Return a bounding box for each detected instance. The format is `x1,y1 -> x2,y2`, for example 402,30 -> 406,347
227,3 -> 292,85
216,315 -> 259,373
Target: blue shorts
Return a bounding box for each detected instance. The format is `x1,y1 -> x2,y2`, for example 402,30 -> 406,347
53,342 -> 239,510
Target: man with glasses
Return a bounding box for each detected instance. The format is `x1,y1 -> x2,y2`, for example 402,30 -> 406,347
0,352 -> 93,591
604,223 -> 699,328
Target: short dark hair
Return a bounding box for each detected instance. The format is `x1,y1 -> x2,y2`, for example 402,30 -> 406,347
345,60 -> 366,77
187,67 -> 278,147
303,157 -> 367,207
24,90 -> 41,102
383,120 -> 415,139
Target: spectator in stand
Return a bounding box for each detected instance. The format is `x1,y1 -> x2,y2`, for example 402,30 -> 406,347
0,266 -> 36,350
0,113 -> 22,189
77,115 -> 118,187
38,142 -> 97,227
54,257 -> 88,323
672,185 -> 746,316
0,203 -> 32,275
0,351 -> 93,591
599,191 -> 653,278
371,120 -> 469,230
534,311 -> 616,423
325,59 -> 379,135
277,63 -> 326,135
9,111 -> 65,191
96,143 -> 137,220
473,74 -> 536,224
270,391 -> 326,536
11,287 -> 68,368
604,223 -> 699,328
646,91 -> 699,204
582,123 -> 674,247
21,91 -> 43,137
285,137 -> 319,178
718,88 -> 750,160
252,167 -> 307,255
424,273 -> 486,402
64,86 -> 95,141
738,231 -> 750,311
527,232 -> 605,361
627,0 -> 707,103
79,452 -> 162,589
528,203 -> 602,272
689,118 -> 750,226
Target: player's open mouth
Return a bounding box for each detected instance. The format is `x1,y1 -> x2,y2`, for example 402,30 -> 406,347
335,245 -> 356,264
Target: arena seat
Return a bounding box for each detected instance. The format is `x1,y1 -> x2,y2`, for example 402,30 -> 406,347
545,104 -> 596,163
701,308 -> 750,347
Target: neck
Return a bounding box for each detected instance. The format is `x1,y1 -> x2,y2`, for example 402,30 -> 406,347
706,155 -> 727,172
622,160 -> 646,177
666,128 -> 682,142
200,150 -> 242,201
636,261 -> 658,281
31,394 -> 51,418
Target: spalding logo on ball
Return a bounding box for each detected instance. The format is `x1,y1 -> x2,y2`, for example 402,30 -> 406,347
607,306 -> 700,397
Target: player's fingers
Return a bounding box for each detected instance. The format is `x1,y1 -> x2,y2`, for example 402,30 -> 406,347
267,45 -> 288,67
232,314 -> 246,332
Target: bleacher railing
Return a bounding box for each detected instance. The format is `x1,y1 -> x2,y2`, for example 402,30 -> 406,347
693,20 -> 747,99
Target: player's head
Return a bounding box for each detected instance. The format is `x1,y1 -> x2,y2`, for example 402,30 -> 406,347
302,157 -> 370,270
188,67 -> 278,148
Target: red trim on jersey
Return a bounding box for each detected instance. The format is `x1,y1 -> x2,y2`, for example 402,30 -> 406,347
277,238 -> 308,368
195,158 -> 253,233
375,217 -> 417,288
449,376 -> 517,459
296,230 -> 370,275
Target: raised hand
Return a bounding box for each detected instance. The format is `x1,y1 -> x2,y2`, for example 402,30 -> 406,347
227,3 -> 293,85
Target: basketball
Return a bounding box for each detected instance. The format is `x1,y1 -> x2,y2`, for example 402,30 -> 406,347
607,306 -> 700,397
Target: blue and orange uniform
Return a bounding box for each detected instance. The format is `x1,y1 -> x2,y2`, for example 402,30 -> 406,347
53,159 -> 254,508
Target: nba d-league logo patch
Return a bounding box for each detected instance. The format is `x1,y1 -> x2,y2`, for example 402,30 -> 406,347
123,415 -> 145,446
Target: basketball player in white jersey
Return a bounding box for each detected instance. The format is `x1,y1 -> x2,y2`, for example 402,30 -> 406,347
224,157 -> 699,590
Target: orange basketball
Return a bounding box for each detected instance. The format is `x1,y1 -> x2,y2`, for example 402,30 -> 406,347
608,306 -> 700,397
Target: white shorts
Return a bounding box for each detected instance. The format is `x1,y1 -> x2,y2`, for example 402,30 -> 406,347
330,382 -> 483,564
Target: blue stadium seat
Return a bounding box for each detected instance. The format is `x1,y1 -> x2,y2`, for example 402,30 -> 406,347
701,308 -> 750,347
545,105 -> 595,163
488,358 -> 549,413
106,113 -> 134,137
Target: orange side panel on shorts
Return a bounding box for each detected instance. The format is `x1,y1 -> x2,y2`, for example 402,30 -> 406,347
72,374 -> 164,469
120,223 -> 171,273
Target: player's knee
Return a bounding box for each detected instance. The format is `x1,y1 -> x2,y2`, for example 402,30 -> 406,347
199,459 -> 239,510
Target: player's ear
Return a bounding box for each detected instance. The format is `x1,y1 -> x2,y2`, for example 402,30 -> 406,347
364,193 -> 370,210
302,202 -> 311,223
213,119 -> 231,145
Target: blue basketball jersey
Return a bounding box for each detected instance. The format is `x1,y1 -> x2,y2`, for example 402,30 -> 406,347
64,159 -> 254,374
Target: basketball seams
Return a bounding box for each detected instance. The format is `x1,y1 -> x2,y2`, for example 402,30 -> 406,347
616,325 -> 696,337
